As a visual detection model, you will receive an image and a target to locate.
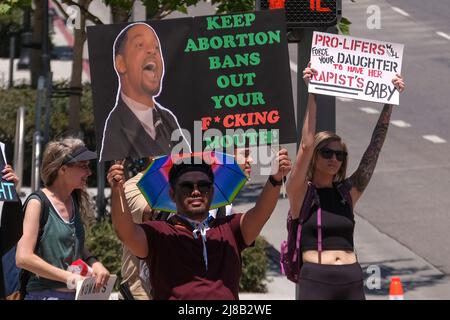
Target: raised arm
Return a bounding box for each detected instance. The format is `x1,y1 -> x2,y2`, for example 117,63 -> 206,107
107,163 -> 148,259
349,74 -> 405,204
286,64 -> 318,219
240,149 -> 291,245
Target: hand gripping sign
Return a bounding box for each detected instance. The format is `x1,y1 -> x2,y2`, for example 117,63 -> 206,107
0,141 -> 18,202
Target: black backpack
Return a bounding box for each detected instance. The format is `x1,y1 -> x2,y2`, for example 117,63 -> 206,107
2,190 -> 51,300
0,199 -> 23,299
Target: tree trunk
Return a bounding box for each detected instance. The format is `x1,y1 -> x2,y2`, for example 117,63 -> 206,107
68,0 -> 91,136
30,0 -> 44,88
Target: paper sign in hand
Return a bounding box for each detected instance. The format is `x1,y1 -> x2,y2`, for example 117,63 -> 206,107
309,31 -> 404,105
0,141 -> 19,202
75,274 -> 117,300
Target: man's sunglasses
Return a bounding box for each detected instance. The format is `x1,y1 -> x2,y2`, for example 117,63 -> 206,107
319,147 -> 348,162
178,181 -> 213,195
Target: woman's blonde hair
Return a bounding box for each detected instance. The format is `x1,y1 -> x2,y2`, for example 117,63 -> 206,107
306,131 -> 348,183
41,137 -> 95,226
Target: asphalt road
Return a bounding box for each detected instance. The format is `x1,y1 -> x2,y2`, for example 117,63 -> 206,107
334,0 -> 450,274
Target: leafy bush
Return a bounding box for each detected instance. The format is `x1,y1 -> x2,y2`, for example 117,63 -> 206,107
240,236 -> 269,293
85,216 -> 123,288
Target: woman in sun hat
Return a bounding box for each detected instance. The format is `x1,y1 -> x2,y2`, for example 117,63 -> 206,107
16,137 -> 110,300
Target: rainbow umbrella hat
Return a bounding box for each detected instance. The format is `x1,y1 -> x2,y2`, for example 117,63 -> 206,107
137,152 -> 248,213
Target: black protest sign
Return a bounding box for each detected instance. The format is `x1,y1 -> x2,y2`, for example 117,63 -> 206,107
87,9 -> 295,162
0,144 -> 18,202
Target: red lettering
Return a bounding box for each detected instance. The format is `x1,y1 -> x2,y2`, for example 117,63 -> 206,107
357,78 -> 364,88
269,0 -> 285,9
254,112 -> 267,126
347,76 -> 355,87
361,41 -> 369,53
342,38 -> 349,50
314,33 -> 323,46
368,69 -> 382,78
222,111 -> 280,129
223,115 -> 234,128
201,117 -> 212,131
268,110 -> 279,124
310,0 -> 331,12
234,114 -> 248,127
339,74 -> 346,86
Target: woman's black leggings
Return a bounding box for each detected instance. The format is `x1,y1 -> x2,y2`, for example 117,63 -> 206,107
298,262 -> 366,300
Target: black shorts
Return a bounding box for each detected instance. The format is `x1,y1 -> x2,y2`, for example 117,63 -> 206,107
298,262 -> 366,300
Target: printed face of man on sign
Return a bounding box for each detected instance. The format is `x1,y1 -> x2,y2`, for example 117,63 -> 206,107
100,22 -> 189,162
115,24 -> 164,105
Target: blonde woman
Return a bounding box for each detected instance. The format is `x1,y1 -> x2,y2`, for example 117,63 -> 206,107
16,137 -> 110,300
286,64 -> 405,299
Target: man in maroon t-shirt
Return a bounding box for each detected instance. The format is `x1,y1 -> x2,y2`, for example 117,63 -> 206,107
107,150 -> 291,300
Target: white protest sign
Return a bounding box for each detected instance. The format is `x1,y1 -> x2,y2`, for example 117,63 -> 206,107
309,31 -> 404,105
75,274 -> 117,300
0,142 -> 5,164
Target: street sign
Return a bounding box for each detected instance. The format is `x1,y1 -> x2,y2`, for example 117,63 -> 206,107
256,0 -> 338,27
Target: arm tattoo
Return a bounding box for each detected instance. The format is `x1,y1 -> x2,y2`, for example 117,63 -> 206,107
350,104 -> 393,193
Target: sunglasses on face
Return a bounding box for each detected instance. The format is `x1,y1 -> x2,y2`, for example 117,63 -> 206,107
319,147 -> 348,162
178,181 -> 213,196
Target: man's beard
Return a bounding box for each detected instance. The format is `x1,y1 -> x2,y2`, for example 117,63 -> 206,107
184,207 -> 209,221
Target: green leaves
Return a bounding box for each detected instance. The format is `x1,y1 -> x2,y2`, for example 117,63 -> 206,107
240,236 -> 269,293
338,16 -> 352,35
103,0 -> 134,11
211,0 -> 254,14
0,0 -> 31,14
0,4 -> 12,15
141,0 -> 254,20
86,216 -> 123,288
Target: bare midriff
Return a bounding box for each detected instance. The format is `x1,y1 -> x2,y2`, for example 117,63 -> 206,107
302,250 -> 357,265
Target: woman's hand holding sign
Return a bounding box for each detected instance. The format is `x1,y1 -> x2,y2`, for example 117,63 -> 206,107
303,62 -> 318,87
392,74 -> 405,93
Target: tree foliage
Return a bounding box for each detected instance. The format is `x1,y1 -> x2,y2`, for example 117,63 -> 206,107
0,84 -> 97,184
85,216 -> 123,289
0,0 -> 31,15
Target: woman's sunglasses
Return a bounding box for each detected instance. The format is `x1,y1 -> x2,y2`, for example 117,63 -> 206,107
319,147 -> 348,162
178,181 -> 213,196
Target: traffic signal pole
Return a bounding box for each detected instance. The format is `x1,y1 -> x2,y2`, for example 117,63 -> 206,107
256,0 -> 341,300
297,27 -> 337,137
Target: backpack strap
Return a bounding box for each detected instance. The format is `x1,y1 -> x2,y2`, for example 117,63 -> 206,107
299,182 -> 318,223
19,190 -> 52,298
290,182 -> 319,263
308,184 -> 323,265
298,182 -> 324,264
22,190 -> 51,242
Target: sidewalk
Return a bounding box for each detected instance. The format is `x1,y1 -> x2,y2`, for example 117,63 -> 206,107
234,185 -> 450,300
